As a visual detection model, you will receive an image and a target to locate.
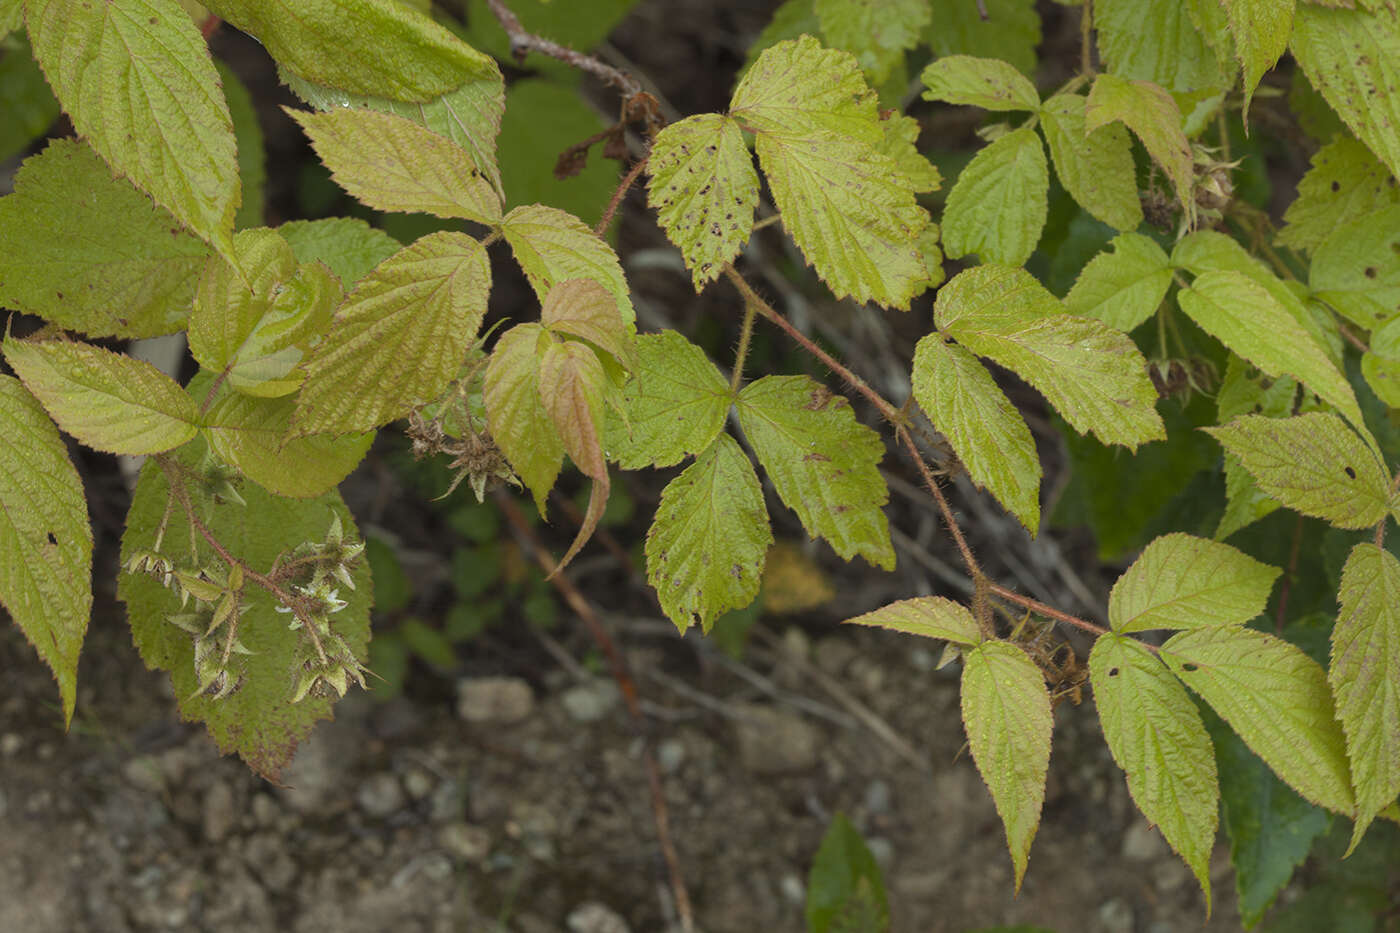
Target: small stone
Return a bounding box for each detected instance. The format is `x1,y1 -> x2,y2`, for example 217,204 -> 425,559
864,779 -> 892,815
866,836 -> 895,868
0,733 -> 21,756
1121,820 -> 1169,861
457,676 -> 534,724
566,902 -> 631,933
733,704 -> 821,775
243,833 -> 297,892
438,822 -> 491,862
427,779 -> 464,823
356,773 -> 406,818
813,637 -> 856,675
202,781 -> 236,843
561,679 -> 622,723
1097,897 -> 1134,933
402,767 -> 434,800
122,755 -> 165,793
778,873 -> 806,905
250,793 -> 279,828
656,738 -> 686,774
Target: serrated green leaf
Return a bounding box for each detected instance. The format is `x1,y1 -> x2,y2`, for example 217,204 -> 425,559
1331,543 -> 1400,846
484,323 -> 563,513
604,331 -> 731,470
0,0 -> 22,36
1178,270 -> 1367,432
843,596 -> 981,646
941,128 -> 1048,267
1206,412 -> 1390,529
1223,0 -> 1295,115
736,375 -> 894,569
541,278 -> 635,371
1161,626 -> 1355,815
1290,3 -> 1400,180
538,339 -> 610,570
806,812 -> 891,933
280,64 -> 505,200
1086,74 -> 1193,216
925,0 -> 1041,76
1279,137 -> 1400,256
911,334 -> 1041,533
920,55 -> 1040,112
960,640 -> 1051,891
1064,233 -> 1171,332
293,231 -> 490,435
3,338 -> 197,454
288,107 -> 501,225
1038,92 -> 1143,233
1089,634 -> 1217,905
934,265 -> 1165,448
815,0 -> 926,85
646,114 -> 758,290
278,218 -> 401,289
202,387 -> 372,499
876,113 -> 941,193
1095,0 -> 1230,93
0,36 -> 60,165
27,0 -> 239,251
645,433 -> 771,634
1108,533 -> 1280,633
0,374 -> 93,727
1310,205 -> 1400,330
0,139 -> 210,338
1362,316 -> 1400,408
204,0 -> 493,102
501,204 -> 634,325
119,443 -> 370,780
730,35 -> 881,142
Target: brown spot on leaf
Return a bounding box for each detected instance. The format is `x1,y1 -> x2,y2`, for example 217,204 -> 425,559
804,386 -> 833,410
803,452 -> 831,462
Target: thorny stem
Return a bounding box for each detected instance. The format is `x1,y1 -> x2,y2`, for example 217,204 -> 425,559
595,157 -> 648,238
485,0 -> 643,98
155,456 -> 329,663
730,298 -> 757,394
987,582 -> 1114,642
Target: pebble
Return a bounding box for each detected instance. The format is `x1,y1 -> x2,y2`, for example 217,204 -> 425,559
866,836 -> 895,868
560,679 -> 622,723
656,738 -> 686,774
402,767 -> 434,801
864,779 -> 892,816
566,902 -> 631,933
243,833 -> 297,891
0,733 -> 21,756
202,781 -> 236,843
813,637 -> 856,676
250,793 -> 279,828
1097,897 -> 1134,933
733,704 -> 821,775
437,822 -> 491,862
778,873 -> 806,905
456,676 -> 534,724
356,773 -> 406,818
1121,820 -> 1169,861
121,755 -> 165,794
427,778 -> 464,823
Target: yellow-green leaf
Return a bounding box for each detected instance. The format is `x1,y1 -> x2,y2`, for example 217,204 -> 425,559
3,338 -> 197,455
1223,0 -> 1295,116
27,0 -> 239,251
0,374 -> 93,727
484,323 -> 563,514
1086,74 -> 1193,216
920,55 -> 1040,112
844,596 -> 981,646
961,640 -> 1051,891
1064,232 -> 1171,332
1038,93 -> 1143,233
1095,0 -> 1231,93
278,217 -> 400,289
815,0 -> 928,85
1278,137 -> 1400,256
730,34 -> 881,143
501,204 -> 634,324
604,331 -> 731,470
1310,204 -> 1400,331
942,127 -> 1048,266
1108,533 -> 1280,633
541,278 -> 635,372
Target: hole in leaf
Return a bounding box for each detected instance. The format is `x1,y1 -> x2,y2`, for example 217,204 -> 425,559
1107,667 -> 1120,677
1331,180 -> 1341,192
1345,466 -> 1356,479
46,532 -> 57,546
1182,663 -> 1198,672
1365,267 -> 1378,279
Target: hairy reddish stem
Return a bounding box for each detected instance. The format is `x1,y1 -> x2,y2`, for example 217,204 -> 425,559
485,0 -> 643,97
595,157 -> 648,238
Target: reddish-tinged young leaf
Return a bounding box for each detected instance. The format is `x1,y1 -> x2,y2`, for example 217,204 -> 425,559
484,323 -> 563,515
541,278 -> 636,371
539,340 -> 610,571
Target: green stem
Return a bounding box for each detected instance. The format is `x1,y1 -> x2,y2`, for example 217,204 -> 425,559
729,298 -> 757,395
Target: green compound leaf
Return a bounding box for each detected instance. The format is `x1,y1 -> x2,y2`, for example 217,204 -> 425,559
1161,626 -> 1355,815
1108,533 -> 1280,633
293,231 -> 490,436
1331,543 -> 1400,847
645,433 -> 772,634
204,0 -> 493,102
501,204 -> 634,325
202,389 -> 373,499
278,218 -> 401,289
1086,74 -> 1193,216
538,339 -> 610,570
646,113 -> 759,290
3,338 -> 197,455
1310,204 -> 1400,330
119,445 -> 370,780
1278,137 -> 1400,256
1064,232 -> 1172,333
0,375 -> 93,728
0,35 -> 61,165
736,375 -> 894,569
1178,270 -> 1366,432
941,128 -> 1048,267
935,266 -> 1165,449
288,107 -> 501,225
1363,316 -> 1400,408
27,0 -> 239,252
484,323 -> 563,514
281,64 -> 505,199
1290,3 -> 1400,180
0,138 -> 210,339
925,0 -> 1041,76
604,331 -> 731,470
911,334 -> 1041,534
1223,0 -> 1295,115
877,113 -> 942,194
1206,413 -> 1390,529
806,812 -> 891,933
541,278 -> 635,371
730,34 -> 881,142
1095,0 -> 1230,93
961,640 -> 1052,891
843,596 -> 981,646
190,228 -> 342,399
1038,92 -> 1143,233
1090,634 -> 1217,906
920,55 -> 1040,112
815,0 -> 927,85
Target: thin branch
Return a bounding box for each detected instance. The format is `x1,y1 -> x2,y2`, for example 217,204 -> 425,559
986,581 -> 1113,641
595,157 -> 648,238
485,0 -> 643,98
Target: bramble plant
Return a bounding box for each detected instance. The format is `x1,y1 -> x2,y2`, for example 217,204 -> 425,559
2,0 -> 1399,926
